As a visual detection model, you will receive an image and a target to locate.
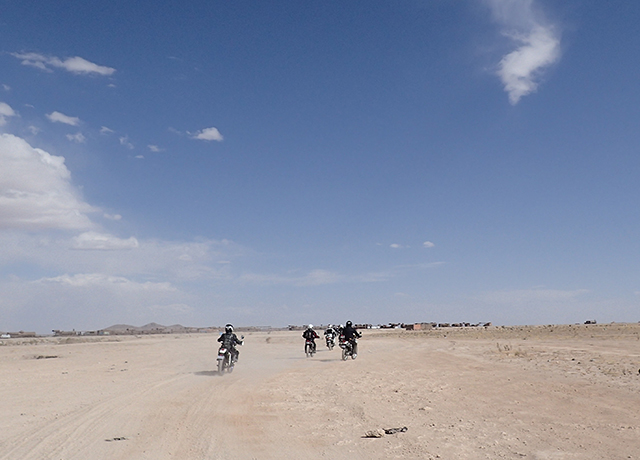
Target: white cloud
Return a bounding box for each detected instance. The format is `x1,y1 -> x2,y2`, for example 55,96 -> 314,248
148,145 -> 163,152
72,232 -> 139,250
390,243 -> 404,249
103,213 -> 122,221
46,111 -> 80,126
485,0 -> 561,104
192,127 -> 223,141
2,84 -> 10,91
36,273 -> 173,290
11,52 -> 116,76
0,102 -> 16,126
239,269 -> 343,286
100,126 -> 114,134
119,136 -> 134,149
66,132 -> 86,143
0,103 -> 15,116
146,303 -> 194,315
28,126 -> 40,135
423,241 -> 435,248
0,272 -> 187,332
0,133 -> 96,230
0,232 -> 242,283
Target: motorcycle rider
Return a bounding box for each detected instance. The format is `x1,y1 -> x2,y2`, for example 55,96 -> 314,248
341,320 -> 362,357
217,324 -> 243,363
302,324 -> 320,353
324,324 -> 337,348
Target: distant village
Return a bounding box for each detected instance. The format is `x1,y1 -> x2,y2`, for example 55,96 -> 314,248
1,321 -> 496,339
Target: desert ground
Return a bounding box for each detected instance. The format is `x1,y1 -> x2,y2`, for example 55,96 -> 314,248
1,323 -> 639,460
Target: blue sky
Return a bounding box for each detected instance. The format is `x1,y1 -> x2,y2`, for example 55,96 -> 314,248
1,0 -> 639,333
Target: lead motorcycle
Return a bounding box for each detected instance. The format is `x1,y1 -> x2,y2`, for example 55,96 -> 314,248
217,335 -> 244,375
217,346 -> 234,374
305,338 -> 317,357
340,337 -> 358,360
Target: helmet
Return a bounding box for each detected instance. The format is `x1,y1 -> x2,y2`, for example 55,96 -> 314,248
225,324 -> 233,333
346,321 -> 352,327
308,324 -> 313,329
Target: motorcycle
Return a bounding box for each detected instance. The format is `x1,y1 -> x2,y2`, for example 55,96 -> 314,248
304,339 -> 317,357
340,338 -> 357,360
217,346 -> 235,374
217,335 -> 244,375
325,334 -> 335,350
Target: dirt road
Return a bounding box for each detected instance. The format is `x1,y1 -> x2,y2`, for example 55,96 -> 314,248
1,325 -> 639,459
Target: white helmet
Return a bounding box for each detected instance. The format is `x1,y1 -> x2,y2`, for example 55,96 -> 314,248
308,324 -> 313,329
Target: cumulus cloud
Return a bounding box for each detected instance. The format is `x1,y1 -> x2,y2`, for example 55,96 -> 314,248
148,145 -> 163,152
0,102 -> 16,126
11,52 -> 116,76
0,232 -> 242,284
36,273 -> 174,290
0,271 -> 187,332
100,126 -> 114,135
46,111 -> 80,126
66,132 -> 86,143
0,133 -> 96,230
72,232 -> 139,250
146,303 -> 194,315
485,0 -> 561,104
239,269 -> 344,286
191,127 -> 223,141
423,241 -> 435,248
119,136 -> 134,149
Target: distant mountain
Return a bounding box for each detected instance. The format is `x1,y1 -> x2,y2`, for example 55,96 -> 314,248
104,324 -> 138,331
138,322 -> 166,331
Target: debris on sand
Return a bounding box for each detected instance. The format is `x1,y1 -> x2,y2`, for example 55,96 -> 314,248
385,426 -> 408,434
364,427 -> 408,438
364,429 -> 385,438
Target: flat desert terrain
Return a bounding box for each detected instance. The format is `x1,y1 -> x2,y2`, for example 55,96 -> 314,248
1,323 -> 640,459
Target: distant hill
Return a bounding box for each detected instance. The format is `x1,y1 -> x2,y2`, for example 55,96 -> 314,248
104,324 -> 138,332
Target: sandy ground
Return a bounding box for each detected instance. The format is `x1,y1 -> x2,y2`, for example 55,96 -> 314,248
1,323 -> 640,460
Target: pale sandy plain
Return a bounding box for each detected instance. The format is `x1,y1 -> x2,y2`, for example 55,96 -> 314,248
1,323 -> 640,460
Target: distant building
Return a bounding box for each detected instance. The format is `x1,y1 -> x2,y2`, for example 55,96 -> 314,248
5,331 -> 37,338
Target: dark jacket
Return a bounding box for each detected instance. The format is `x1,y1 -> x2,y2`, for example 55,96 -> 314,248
218,332 -> 243,349
303,328 -> 319,340
342,325 -> 361,341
